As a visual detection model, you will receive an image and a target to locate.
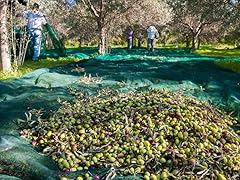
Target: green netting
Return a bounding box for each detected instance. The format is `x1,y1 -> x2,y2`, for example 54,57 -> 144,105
42,24 -> 66,56
0,174 -> 21,180
0,48 -> 239,179
17,24 -> 66,59
15,24 -> 95,60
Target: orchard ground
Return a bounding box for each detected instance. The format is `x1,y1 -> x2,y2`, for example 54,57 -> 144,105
0,45 -> 239,179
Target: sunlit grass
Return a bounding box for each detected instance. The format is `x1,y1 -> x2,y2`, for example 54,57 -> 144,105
214,60 -> 240,73
0,57 -> 79,80
1,45 -> 240,80
156,43 -> 186,48
196,45 -> 240,57
196,45 -> 240,73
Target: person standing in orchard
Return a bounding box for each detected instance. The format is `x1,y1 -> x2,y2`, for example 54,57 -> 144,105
17,3 -> 47,61
126,27 -> 134,49
147,25 -> 159,52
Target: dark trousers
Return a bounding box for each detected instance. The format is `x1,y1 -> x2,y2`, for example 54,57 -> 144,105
147,38 -> 154,51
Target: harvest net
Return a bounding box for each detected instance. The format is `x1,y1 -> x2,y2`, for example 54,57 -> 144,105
0,48 -> 239,179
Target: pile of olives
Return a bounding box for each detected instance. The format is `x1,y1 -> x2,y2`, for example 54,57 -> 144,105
20,89 -> 240,180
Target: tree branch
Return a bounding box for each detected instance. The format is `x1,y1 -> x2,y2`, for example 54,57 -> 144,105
81,0 -> 100,18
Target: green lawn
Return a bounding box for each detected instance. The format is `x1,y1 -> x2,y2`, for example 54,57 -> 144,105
196,45 -> 240,73
196,44 -> 240,57
214,60 -> 240,73
0,57 -> 79,80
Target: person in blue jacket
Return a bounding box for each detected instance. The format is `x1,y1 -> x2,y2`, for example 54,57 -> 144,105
18,3 -> 47,60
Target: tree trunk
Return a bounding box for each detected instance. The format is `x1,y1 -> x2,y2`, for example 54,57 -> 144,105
138,38 -> 141,48
98,25 -> 107,54
185,35 -> 190,48
78,38 -> 82,48
197,37 -> 201,49
191,25 -> 203,52
0,0 -> 11,71
191,33 -> 198,53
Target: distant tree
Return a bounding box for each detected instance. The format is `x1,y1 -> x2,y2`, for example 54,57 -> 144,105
62,5 -> 98,46
167,0 -> 236,52
113,0 -> 173,47
39,0 -> 172,51
75,0 -> 139,54
221,1 -> 240,47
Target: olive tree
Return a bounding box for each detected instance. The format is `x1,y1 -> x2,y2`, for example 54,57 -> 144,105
167,0 -> 235,52
109,0 -> 173,47
221,0 -> 240,46
39,0 -> 135,54
77,0 -> 141,54
59,4 -> 98,45
39,0 -> 172,51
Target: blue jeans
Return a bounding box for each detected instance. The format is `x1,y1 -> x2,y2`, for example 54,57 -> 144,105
29,29 -> 42,60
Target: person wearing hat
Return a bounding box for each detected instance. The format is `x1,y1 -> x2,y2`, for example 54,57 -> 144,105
17,3 -> 47,60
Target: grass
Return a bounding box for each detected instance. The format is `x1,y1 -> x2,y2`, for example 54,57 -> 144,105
0,57 -> 79,80
196,44 -> 240,57
1,44 -> 240,80
156,43 -> 186,48
214,60 -> 240,73
196,45 -> 240,73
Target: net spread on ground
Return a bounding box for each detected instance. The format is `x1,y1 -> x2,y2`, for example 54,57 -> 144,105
0,48 -> 239,179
